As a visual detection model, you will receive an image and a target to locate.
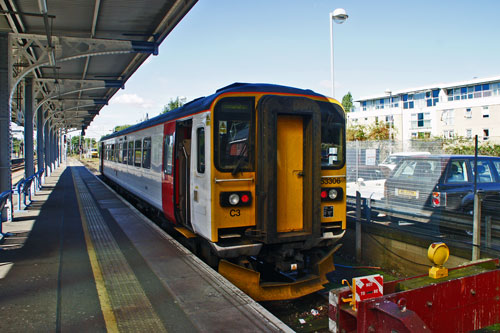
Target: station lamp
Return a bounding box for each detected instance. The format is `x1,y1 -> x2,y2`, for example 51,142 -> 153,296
330,8 -> 349,98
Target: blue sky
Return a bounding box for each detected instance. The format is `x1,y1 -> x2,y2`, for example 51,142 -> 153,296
86,0 -> 500,139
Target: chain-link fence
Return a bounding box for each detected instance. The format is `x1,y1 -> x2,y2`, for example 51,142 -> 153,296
346,137 -> 500,257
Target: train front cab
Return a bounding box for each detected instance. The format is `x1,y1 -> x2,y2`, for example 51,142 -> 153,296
208,93 -> 346,301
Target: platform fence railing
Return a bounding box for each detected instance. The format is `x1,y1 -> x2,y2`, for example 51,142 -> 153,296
346,137 -> 500,257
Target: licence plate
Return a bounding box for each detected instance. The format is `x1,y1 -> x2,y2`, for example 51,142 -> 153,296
395,188 -> 419,199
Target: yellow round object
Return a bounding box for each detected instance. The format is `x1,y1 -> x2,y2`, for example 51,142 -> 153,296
428,242 -> 449,266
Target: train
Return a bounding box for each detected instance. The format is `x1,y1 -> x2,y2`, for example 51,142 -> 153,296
100,83 -> 346,300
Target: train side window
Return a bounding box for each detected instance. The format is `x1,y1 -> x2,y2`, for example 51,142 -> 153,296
111,144 -> 115,162
163,134 -> 174,175
134,140 -> 142,167
142,137 -> 152,169
197,127 -> 205,173
127,141 -> 134,165
122,142 -> 128,164
117,143 -> 123,163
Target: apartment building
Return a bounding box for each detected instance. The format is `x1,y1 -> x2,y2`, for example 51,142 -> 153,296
349,76 -> 500,142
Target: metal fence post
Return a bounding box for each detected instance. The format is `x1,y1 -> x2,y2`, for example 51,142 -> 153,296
356,191 -> 362,263
472,135 -> 481,261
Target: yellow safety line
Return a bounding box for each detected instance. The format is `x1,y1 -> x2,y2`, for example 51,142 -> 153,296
72,171 -> 119,332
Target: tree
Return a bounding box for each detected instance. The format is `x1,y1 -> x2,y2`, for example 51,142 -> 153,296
347,124 -> 368,141
114,124 -> 131,132
341,92 -> 354,112
161,97 -> 185,114
367,122 -> 392,140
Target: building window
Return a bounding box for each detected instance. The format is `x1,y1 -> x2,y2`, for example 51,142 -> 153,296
482,106 -> 490,118
493,82 -> 500,96
483,129 -> 489,141
447,85 -> 495,100
465,108 -> 472,119
411,112 -> 431,129
443,130 -> 454,139
385,115 -> 394,127
442,109 -> 454,126
403,94 -> 414,109
466,129 -> 472,138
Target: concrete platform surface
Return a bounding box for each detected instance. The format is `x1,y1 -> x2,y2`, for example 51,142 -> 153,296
0,159 -> 291,332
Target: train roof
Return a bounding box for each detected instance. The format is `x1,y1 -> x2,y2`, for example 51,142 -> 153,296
100,83 -> 327,141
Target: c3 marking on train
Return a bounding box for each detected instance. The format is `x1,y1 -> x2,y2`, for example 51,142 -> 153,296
230,209 -> 241,217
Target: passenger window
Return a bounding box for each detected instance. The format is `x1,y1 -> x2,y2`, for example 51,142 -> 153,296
123,142 -> 128,164
163,134 -> 174,175
134,140 -> 142,167
473,160 -> 494,183
197,127 -> 205,173
117,143 -> 123,163
127,141 -> 134,165
111,144 -> 115,162
142,137 -> 152,169
446,160 -> 468,183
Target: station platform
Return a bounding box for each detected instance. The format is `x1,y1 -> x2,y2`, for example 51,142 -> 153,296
0,159 -> 291,332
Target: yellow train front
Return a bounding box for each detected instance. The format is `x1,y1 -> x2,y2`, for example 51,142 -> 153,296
100,83 -> 346,301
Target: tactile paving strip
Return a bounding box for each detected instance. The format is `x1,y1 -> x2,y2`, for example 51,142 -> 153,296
73,168 -> 166,332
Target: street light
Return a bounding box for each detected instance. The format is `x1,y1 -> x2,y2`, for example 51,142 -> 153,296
330,8 -> 348,98
385,89 -> 393,154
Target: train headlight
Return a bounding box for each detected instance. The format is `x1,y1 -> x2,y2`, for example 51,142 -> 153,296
220,191 -> 252,207
321,187 -> 343,201
229,193 -> 240,206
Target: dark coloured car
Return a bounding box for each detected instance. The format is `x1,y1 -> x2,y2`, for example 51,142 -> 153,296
384,155 -> 500,215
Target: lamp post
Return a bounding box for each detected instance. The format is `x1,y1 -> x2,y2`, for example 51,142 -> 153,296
330,8 -> 348,98
385,89 -> 393,154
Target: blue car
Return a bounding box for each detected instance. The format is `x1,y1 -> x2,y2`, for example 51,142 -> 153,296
384,155 -> 500,214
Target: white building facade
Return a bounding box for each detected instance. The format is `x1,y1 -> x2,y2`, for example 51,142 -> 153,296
349,76 -> 500,142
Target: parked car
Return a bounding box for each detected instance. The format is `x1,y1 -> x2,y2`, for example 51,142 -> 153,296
384,155 -> 500,215
379,151 -> 431,172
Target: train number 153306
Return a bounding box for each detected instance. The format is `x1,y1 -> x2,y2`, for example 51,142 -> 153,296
321,177 -> 342,185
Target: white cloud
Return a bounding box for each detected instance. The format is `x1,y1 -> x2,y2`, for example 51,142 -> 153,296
110,93 -> 154,108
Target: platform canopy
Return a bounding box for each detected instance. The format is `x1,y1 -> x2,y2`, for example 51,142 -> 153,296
0,0 -> 197,132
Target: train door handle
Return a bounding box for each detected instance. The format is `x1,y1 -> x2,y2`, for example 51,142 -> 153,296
293,170 -> 304,177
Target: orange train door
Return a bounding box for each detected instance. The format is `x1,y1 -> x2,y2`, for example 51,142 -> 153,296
256,95 -> 322,244
276,115 -> 304,232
